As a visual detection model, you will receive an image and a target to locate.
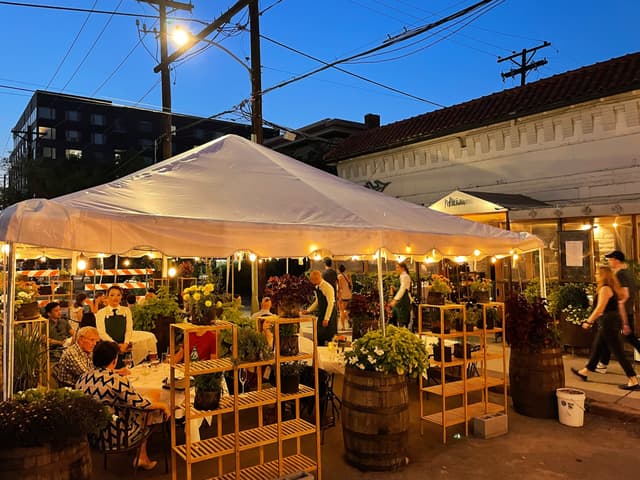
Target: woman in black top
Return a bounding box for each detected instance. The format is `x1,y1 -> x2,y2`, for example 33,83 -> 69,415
571,266 -> 639,390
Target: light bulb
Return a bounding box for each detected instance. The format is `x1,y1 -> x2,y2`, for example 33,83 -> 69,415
168,267 -> 177,277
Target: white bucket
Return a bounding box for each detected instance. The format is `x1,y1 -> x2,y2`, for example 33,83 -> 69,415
556,388 -> 586,427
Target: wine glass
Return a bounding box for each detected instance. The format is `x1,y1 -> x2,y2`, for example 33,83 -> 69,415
123,353 -> 133,370
238,368 -> 247,394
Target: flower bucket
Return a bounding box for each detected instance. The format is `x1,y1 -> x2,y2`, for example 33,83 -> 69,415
556,388 -> 585,427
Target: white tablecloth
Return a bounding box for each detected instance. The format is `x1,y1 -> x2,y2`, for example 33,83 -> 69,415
299,336 -> 346,375
131,330 -> 158,365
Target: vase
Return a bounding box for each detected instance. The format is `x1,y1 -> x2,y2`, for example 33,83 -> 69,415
509,347 -> 565,418
342,368 -> 409,471
0,438 -> 92,479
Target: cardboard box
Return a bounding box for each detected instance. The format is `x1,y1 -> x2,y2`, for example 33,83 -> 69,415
472,412 -> 508,439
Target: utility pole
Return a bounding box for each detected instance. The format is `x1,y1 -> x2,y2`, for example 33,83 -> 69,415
498,41 -> 551,86
138,0 -> 193,160
248,0 -> 263,144
154,0 -> 264,144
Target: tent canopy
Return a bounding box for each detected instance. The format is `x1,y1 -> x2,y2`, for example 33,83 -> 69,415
0,135 -> 542,259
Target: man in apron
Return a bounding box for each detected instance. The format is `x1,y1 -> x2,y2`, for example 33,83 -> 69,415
302,270 -> 337,346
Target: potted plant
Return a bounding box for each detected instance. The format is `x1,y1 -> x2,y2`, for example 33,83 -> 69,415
132,286 -> 184,355
182,283 -> 217,325
15,280 -> 39,320
426,274 -> 452,305
505,293 -> 565,419
236,327 -> 272,363
349,291 -> 382,340
469,276 -> 492,303
13,324 -> 47,393
0,387 -> 110,479
277,322 -> 300,356
279,361 -> 305,394
550,283 -> 593,349
193,372 -> 224,410
342,326 -> 428,471
263,274 -> 315,318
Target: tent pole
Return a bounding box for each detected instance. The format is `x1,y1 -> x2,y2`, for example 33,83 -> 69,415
251,259 -> 258,313
226,257 -> 230,294
3,242 -> 16,400
538,248 -> 547,298
377,250 -> 386,336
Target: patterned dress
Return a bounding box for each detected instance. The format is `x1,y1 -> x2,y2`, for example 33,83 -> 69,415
76,367 -> 151,447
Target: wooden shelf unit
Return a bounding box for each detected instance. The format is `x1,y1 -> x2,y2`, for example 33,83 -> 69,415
418,302 -> 507,443
169,317 -> 321,480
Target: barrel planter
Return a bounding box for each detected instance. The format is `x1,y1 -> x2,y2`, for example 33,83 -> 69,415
509,347 -> 565,418
0,438 -> 92,479
342,367 -> 409,471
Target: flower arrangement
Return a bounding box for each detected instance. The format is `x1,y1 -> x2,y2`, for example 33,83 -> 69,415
182,283 -> 218,323
0,387 -> 110,449
343,325 -> 429,377
428,274 -> 452,294
178,260 -> 195,278
562,305 -> 590,326
15,280 -> 38,308
469,277 -> 492,294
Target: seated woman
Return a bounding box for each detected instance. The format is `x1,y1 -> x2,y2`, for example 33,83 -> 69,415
173,329 -> 217,362
76,340 -> 170,471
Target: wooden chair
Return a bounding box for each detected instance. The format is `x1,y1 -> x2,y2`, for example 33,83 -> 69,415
93,406 -> 168,476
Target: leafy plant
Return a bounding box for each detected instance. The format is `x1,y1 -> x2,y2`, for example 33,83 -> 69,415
505,293 -> 560,351
236,327 -> 272,363
428,274 -> 453,294
0,388 -> 110,449
279,322 -> 299,337
549,283 -> 590,318
469,277 -> 492,294
562,305 -> 590,326
343,325 -> 429,377
280,361 -> 306,376
13,324 -> 47,393
132,286 -> 183,331
15,280 -> 38,309
350,291 -> 381,320
263,275 -> 314,315
465,304 -> 482,326
193,372 -> 224,392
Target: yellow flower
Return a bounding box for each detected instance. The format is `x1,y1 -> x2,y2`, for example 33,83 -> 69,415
205,300 -> 212,307
182,293 -> 190,301
193,293 -> 201,301
216,301 -> 223,308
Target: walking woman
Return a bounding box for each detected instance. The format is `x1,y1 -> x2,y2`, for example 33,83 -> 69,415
571,265 -> 639,390
389,261 -> 411,328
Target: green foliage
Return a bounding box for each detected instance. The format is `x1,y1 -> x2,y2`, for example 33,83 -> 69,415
523,278 -> 542,304
562,305 -> 590,325
0,388 -> 110,449
13,325 -> 47,393
193,372 -> 224,392
280,361 -> 305,376
236,328 -> 272,363
548,283 -> 590,317
505,293 -> 560,351
132,286 -> 183,331
279,322 -> 299,337
343,325 -> 429,377
218,310 -> 255,358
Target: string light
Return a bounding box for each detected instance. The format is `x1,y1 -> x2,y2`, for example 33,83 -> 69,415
123,258 -> 131,267
249,253 -> 257,262
77,253 -> 87,271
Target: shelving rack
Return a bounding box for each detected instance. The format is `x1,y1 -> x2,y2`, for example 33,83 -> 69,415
169,316 -> 321,480
418,302 -> 507,443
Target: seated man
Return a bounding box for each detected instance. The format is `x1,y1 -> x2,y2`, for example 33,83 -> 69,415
53,326 -> 100,387
46,301 -> 73,360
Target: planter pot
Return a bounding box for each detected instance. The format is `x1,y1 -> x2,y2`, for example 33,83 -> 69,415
0,438 -> 92,479
352,317 -> 379,341
17,302 -> 40,321
194,390 -> 221,410
560,320 -> 595,349
280,374 -> 300,394
472,292 -> 490,303
426,292 -> 445,305
509,347 -> 565,418
342,368 -> 409,471
279,334 -> 299,356
433,343 -> 452,362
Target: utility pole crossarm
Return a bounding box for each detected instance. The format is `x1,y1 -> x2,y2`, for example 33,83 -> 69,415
498,41 -> 551,86
154,0 -> 249,73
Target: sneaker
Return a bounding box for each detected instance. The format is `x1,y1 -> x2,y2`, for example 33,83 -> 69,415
595,362 -> 608,374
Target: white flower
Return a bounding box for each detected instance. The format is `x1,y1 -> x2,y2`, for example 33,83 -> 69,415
367,355 -> 376,364
348,356 -> 358,365
374,347 -> 384,356
361,349 -> 368,355
357,363 -> 365,370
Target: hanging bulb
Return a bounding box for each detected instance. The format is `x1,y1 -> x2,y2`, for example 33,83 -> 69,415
77,253 -> 88,271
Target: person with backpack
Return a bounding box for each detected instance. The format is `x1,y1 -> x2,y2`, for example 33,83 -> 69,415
337,264 -> 353,331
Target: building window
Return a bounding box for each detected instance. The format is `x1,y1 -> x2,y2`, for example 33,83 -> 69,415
38,126 -> 56,140
42,147 -> 56,159
66,130 -> 81,142
113,118 -> 126,133
90,113 -> 105,126
114,149 -> 126,164
65,110 -> 81,121
38,107 -> 56,120
65,149 -> 82,160
138,121 -> 153,133
92,132 -> 106,145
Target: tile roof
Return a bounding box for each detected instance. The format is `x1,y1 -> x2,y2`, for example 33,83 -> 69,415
326,51 -> 640,161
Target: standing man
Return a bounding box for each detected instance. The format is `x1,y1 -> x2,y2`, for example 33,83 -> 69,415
322,257 -> 338,294
597,250 -> 640,373
302,270 -> 337,346
46,301 -> 73,360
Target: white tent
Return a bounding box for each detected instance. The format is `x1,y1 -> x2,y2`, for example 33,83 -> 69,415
0,134 -> 542,258
1,134 -> 544,398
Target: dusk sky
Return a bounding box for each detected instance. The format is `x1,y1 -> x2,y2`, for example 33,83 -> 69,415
1,0 -> 639,161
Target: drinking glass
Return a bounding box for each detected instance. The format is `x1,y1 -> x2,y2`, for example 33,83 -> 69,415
123,353 -> 133,370
239,368 -> 247,394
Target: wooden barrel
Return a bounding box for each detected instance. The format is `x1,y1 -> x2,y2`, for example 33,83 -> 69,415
0,439 -> 92,479
341,368 -> 409,471
509,347 -> 565,418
